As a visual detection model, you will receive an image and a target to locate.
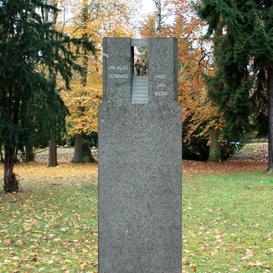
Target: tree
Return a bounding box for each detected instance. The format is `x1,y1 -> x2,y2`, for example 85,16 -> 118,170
60,0 -> 134,163
46,0 -> 60,167
140,0 -> 229,161
43,0 -> 70,167
152,0 -> 162,34
199,0 -> 273,169
69,0 -> 97,163
0,0 -> 94,192
253,1 -> 273,171
170,0 -> 225,162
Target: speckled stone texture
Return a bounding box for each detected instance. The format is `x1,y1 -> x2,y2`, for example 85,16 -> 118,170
99,38 -> 182,273
102,37 -> 132,105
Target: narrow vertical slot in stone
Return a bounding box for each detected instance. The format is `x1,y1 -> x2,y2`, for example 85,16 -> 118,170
131,39 -> 148,104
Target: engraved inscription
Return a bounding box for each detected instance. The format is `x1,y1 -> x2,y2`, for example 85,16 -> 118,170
155,91 -> 168,96
108,74 -> 129,79
108,65 -> 129,79
108,65 -> 129,71
154,74 -> 168,96
154,74 -> 168,79
156,82 -> 166,88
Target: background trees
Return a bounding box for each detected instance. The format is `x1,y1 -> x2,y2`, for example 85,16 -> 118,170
2,0 -> 273,185
0,0 -> 94,192
199,0 -> 273,170
60,0 -> 134,163
140,0 -> 229,161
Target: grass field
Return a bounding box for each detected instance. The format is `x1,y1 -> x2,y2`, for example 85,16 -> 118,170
0,159 -> 272,272
0,164 -> 98,273
183,172 -> 273,273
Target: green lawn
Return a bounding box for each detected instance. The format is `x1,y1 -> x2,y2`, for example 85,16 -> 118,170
183,172 -> 273,273
0,164 -> 273,272
0,165 -> 98,273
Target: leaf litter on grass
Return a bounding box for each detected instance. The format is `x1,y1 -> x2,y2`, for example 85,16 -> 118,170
0,163 -> 98,272
0,153 -> 272,272
183,171 -> 273,272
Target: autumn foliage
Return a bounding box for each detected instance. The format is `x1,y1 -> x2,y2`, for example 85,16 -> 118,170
140,0 -> 226,161
56,0 -> 136,163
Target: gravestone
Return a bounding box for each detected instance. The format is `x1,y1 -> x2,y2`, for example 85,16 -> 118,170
99,37 -> 182,273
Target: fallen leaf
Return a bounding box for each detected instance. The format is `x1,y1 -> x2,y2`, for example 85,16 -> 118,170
190,263 -> 197,272
241,249 -> 253,260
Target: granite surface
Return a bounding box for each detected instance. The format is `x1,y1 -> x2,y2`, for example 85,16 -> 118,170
148,38 -> 178,104
103,37 -> 132,105
99,37 -> 182,273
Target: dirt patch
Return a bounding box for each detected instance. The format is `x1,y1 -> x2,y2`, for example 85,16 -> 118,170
0,160 -> 268,183
0,163 -> 98,185
183,160 -> 267,176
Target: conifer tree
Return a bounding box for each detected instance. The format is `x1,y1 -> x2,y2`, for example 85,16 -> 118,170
199,0 -> 273,170
0,0 -> 94,192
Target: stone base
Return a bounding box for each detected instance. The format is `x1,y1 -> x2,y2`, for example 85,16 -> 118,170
99,103 -> 182,273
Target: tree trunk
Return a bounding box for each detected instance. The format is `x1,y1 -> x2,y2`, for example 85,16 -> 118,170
12,148 -> 20,163
268,65 -> 273,172
48,138 -> 58,167
72,134 -> 83,163
71,2 -> 95,164
46,0 -> 58,168
24,143 -> 35,162
153,0 -> 162,34
72,134 -> 95,163
3,146 -> 19,192
208,128 -> 221,162
82,141 -> 95,163
65,136 -> 71,148
0,143 -> 4,163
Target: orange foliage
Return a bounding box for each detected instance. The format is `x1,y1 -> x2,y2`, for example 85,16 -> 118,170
58,0 -> 135,136
140,0 -> 223,144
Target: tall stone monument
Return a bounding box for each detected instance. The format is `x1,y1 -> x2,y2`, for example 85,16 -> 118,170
99,37 -> 182,273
